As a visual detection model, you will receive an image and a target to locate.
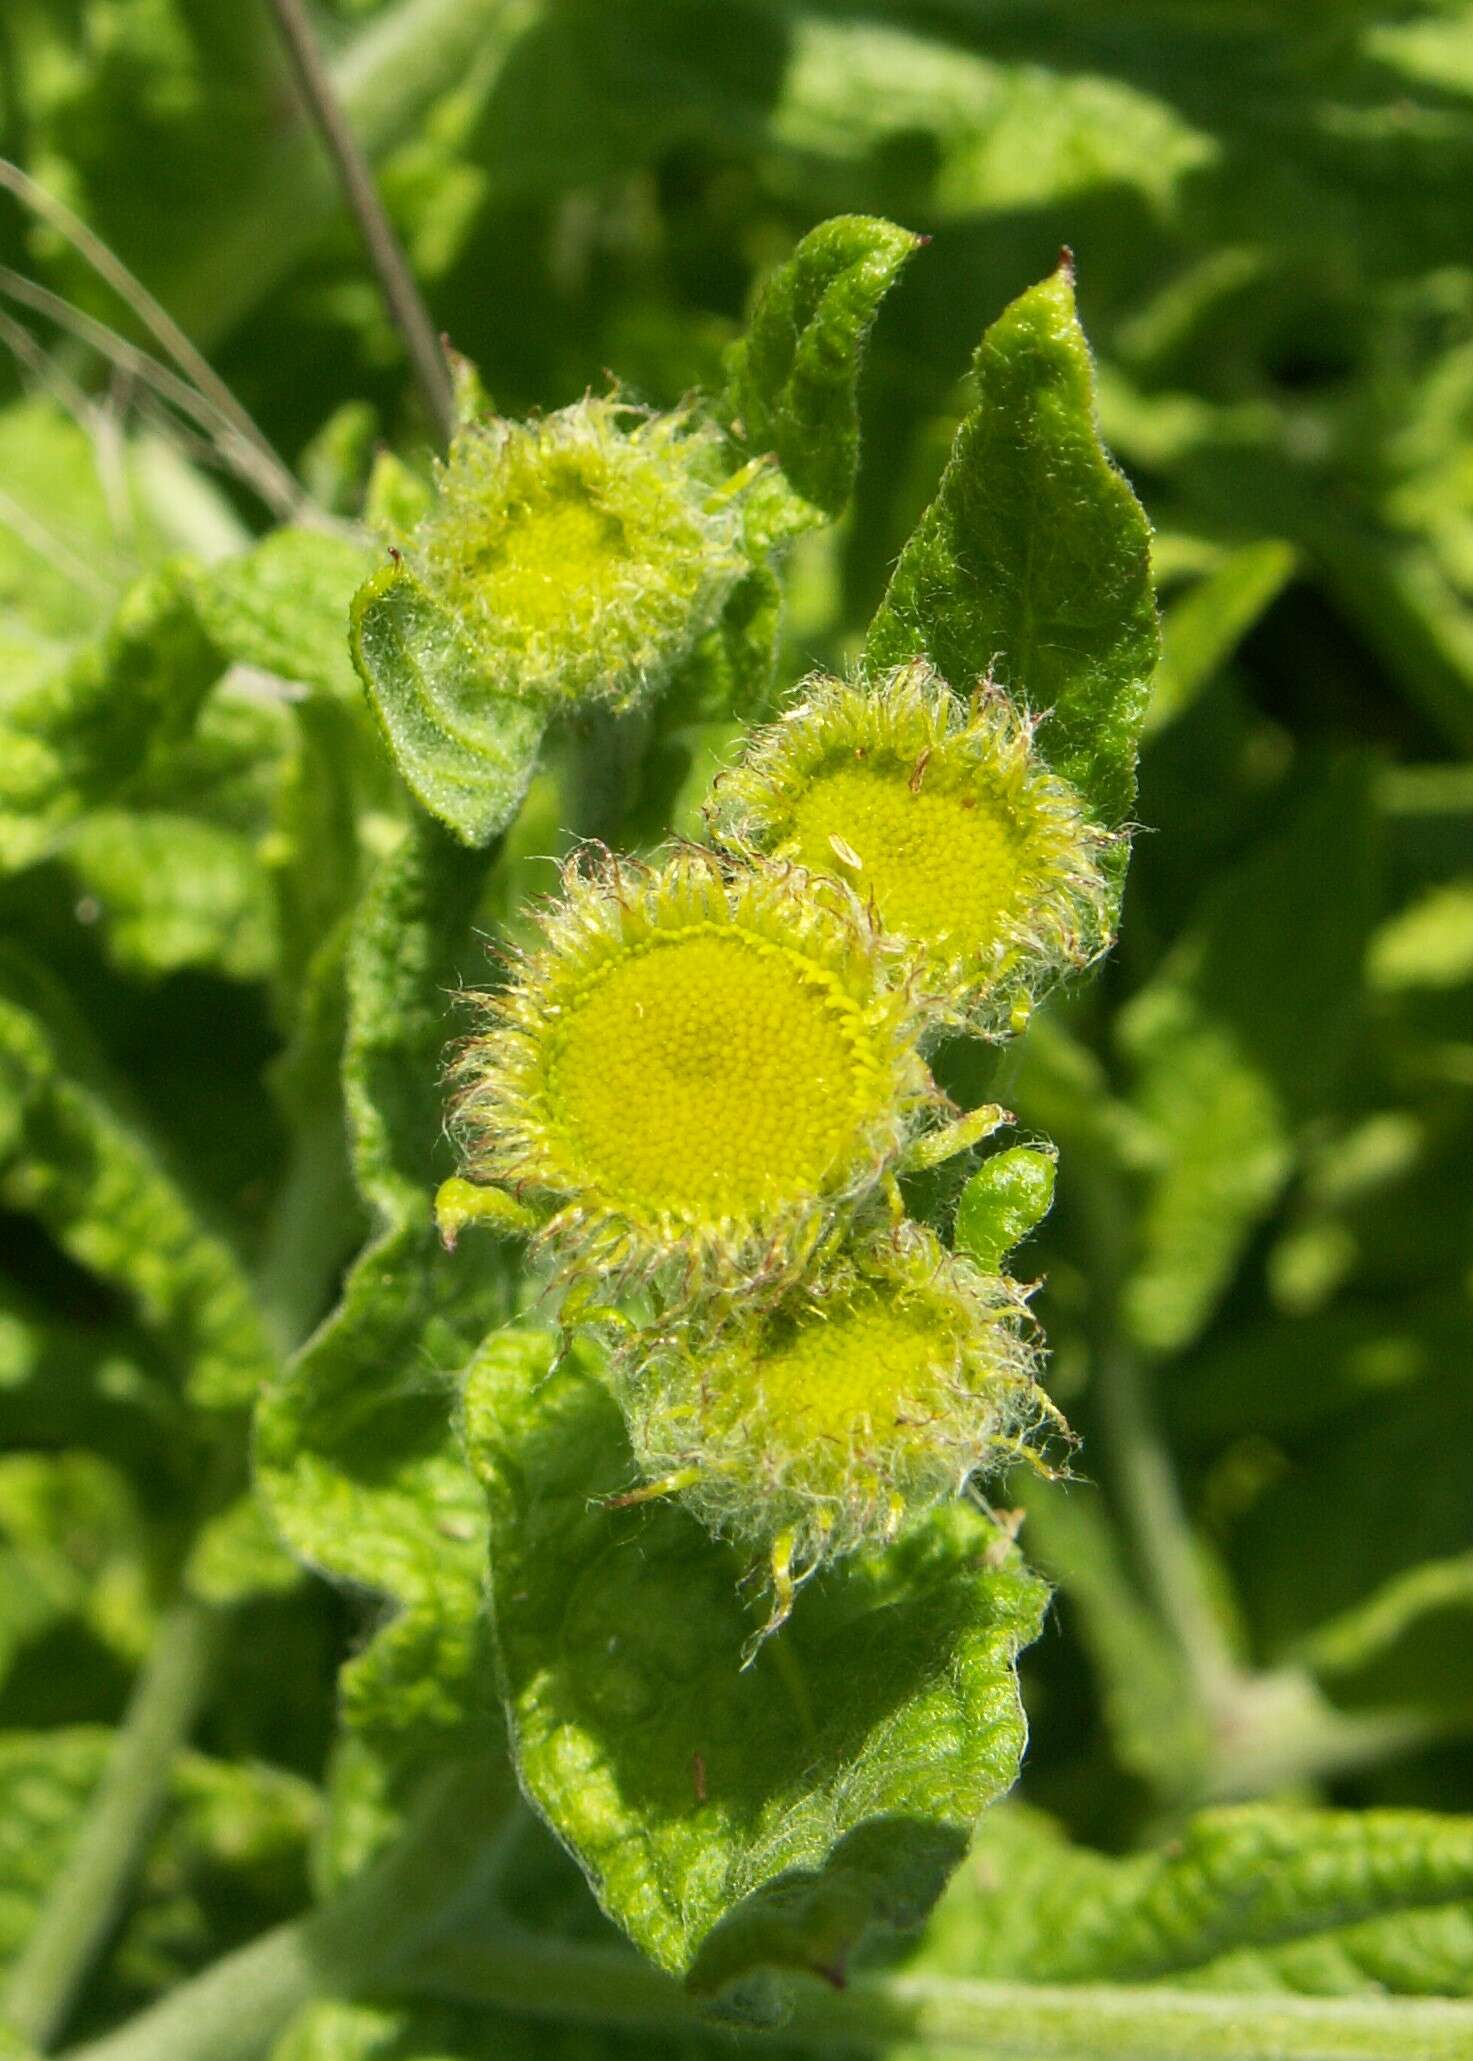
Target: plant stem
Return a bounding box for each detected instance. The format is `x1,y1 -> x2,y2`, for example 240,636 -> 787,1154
59,1759 -> 511,2061
61,1900 -> 1473,2061
262,0 -> 455,442
161,0 -> 536,349
422,1932 -> 1473,2060
0,159 -> 308,522
1074,1155 -> 1243,1714
2,1598 -> 222,2051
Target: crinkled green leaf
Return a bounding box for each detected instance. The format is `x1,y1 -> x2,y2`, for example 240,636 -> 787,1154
912,1800 -> 1473,1999
184,1495 -> 303,1609
864,261 -> 1159,848
0,568 -> 220,874
197,531 -> 376,703
461,1335 -> 1047,2005
255,815 -> 509,1780
0,1451 -> 151,1707
0,949 -> 276,1410
726,214 -> 920,527
954,1147 -> 1056,1273
60,811 -> 273,983
349,560 -> 547,846
1119,759 -> 1381,1354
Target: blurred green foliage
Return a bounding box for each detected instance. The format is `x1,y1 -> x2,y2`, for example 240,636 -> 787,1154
1,4 -> 1471,2058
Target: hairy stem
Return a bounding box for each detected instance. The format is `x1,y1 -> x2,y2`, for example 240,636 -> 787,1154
2,1598 -> 223,2050
421,1935 -> 1473,2059
80,1910 -> 1473,2061
263,0 -> 455,441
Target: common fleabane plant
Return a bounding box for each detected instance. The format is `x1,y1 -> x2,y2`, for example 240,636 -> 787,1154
341,224 -> 1157,1988
0,214 -> 1161,2053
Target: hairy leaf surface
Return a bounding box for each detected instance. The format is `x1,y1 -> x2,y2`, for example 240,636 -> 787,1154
726,214 -> 920,527
256,814 -> 508,1781
349,561 -> 546,846
864,261 -> 1159,846
462,1336 -> 1047,2005
915,1801 -> 1473,1998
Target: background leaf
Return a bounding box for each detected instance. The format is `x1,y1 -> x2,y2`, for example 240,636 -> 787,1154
911,1800 -> 1473,1998
255,813 -> 510,1811
1120,758 -> 1381,1354
0,949 -> 277,1411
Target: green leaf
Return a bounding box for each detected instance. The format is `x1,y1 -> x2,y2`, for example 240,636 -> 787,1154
864,260 -> 1159,845
1300,1553 -> 1473,1728
0,950 -> 277,1411
954,1147 -> 1056,1272
60,812 -> 274,983
461,1333 -> 1047,2004
1231,1366 -> 1473,1726
0,1451 -> 151,1707
726,214 -> 921,525
1016,1480 -> 1207,1802
255,815 -> 509,1783
349,559 -> 547,846
0,1285 -> 183,1483
196,531 -> 376,704
184,1495 -> 303,1609
1369,878 -> 1473,992
914,1800 -> 1473,1998
0,569 -> 220,874
1148,539 -> 1299,737
1120,759 -> 1381,1354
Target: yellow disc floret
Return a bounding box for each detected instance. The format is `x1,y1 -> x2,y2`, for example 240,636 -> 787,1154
452,849 -> 930,1298
711,661 -> 1113,1028
616,1223 -> 1055,1639
413,395 -> 747,712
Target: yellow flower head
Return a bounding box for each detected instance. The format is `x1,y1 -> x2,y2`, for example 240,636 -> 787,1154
414,396 -> 746,712
710,661 -> 1113,1028
451,849 -> 930,1299
617,1222 -> 1053,1636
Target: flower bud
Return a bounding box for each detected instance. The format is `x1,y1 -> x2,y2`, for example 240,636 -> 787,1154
711,661 -> 1113,1028
615,1221 -> 1056,1640
411,396 -> 748,712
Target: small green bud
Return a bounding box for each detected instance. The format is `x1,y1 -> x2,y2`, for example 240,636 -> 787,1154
410,395 -> 749,714
955,1146 -> 1057,1272
614,1221 -> 1062,1646
711,661 -> 1114,1028
449,848 -> 931,1302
